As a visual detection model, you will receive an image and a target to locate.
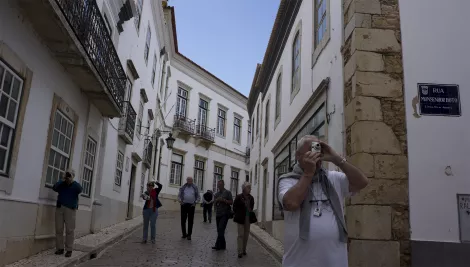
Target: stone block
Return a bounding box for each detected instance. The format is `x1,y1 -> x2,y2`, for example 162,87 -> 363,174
347,205 -> 392,239
348,153 -> 374,177
372,15 -> 401,29
345,96 -> 383,128
350,121 -> 402,154
384,54 -> 403,73
344,51 -> 384,82
374,154 -> 408,179
352,28 -> 401,53
392,206 -> 410,240
345,13 -> 372,40
353,71 -> 402,98
349,240 -> 400,267
346,0 -> 381,24
351,178 -> 408,205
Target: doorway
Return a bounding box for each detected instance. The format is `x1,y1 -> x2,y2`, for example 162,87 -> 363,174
127,164 -> 137,219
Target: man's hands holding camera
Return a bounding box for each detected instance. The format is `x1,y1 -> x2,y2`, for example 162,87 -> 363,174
299,141 -> 342,176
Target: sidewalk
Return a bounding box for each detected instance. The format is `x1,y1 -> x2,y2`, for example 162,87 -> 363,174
6,215 -> 143,267
249,224 -> 284,263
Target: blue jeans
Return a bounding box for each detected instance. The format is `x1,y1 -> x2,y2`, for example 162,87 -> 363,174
143,208 -> 158,241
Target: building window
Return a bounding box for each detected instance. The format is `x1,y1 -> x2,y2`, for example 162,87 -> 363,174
275,73 -> 282,120
216,109 -> 226,137
45,111 -> 74,186
315,0 -> 327,47
0,61 -> 24,176
81,136 -> 97,197
103,13 -> 112,37
265,100 -> 270,139
248,121 -> 252,146
144,24 -> 151,64
125,77 -> 133,101
134,0 -> 143,30
249,170 -> 252,183
176,88 -> 188,117
136,96 -> 144,137
230,170 -> 239,196
233,117 -> 241,143
213,165 -> 223,192
140,169 -> 146,195
194,160 -> 205,191
256,105 -> 260,137
170,153 -> 183,186
114,151 -> 124,186
145,117 -> 151,136
198,99 -> 208,127
292,32 -> 301,94
251,118 -> 254,145
151,53 -> 157,86
254,164 -> 258,185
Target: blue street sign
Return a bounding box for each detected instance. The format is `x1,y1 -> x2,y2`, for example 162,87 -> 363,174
418,83 -> 461,116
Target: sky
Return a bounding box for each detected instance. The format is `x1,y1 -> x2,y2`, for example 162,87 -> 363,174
168,0 -> 280,97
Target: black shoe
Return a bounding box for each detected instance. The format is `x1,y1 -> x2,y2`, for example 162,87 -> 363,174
238,254 -> 243,258
203,220 -> 207,223
187,236 -> 191,240
65,251 -> 72,257
182,235 -> 187,239
55,249 -> 64,255
243,251 -> 247,255
212,246 -> 220,250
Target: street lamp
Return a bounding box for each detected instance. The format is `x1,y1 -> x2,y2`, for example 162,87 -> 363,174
165,133 -> 175,149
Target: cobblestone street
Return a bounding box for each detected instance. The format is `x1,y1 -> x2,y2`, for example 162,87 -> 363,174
77,211 -> 280,267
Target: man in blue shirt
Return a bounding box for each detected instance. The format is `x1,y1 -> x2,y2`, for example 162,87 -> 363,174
178,177 -> 200,240
52,169 -> 82,257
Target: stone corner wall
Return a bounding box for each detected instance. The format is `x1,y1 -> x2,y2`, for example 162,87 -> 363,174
342,0 -> 410,266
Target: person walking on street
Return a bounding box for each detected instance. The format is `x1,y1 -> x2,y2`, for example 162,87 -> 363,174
53,169 -> 82,258
202,190 -> 214,223
178,177 -> 200,240
212,179 -> 233,251
233,182 -> 256,258
141,181 -> 163,244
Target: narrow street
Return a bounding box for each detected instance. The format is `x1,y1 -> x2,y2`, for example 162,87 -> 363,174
78,211 -> 280,267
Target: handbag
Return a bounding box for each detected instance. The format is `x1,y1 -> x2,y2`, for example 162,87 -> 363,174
249,211 -> 258,224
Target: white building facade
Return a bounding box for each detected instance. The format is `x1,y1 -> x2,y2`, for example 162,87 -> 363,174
248,0 -> 469,266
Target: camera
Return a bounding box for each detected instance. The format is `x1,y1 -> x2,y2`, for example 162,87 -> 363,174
311,141 -> 321,153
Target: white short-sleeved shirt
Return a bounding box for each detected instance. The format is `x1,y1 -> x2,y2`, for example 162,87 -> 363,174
278,171 -> 350,267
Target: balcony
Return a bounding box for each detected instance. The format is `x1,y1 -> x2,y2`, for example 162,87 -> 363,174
172,115 -> 195,142
118,101 -> 137,144
143,139 -> 153,168
195,124 -> 215,149
18,0 -> 127,117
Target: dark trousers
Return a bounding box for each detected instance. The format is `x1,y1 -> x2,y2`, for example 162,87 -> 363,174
203,204 -> 213,222
215,214 -> 229,249
181,203 -> 195,237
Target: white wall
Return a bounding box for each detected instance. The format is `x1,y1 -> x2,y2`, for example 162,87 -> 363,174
0,1 -> 100,209
400,0 -> 470,243
249,0 -> 345,222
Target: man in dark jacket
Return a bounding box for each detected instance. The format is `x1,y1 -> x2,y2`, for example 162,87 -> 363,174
53,169 -> 82,258
202,190 -> 214,223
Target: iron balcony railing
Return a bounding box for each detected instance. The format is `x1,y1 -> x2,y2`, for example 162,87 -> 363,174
55,0 -> 126,110
143,138 -> 153,168
173,114 -> 195,134
196,124 -> 215,142
118,101 -> 137,140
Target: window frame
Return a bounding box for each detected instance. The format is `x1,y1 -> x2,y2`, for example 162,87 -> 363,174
134,0 -> 143,31
216,108 -> 226,137
255,105 -> 260,138
291,30 -> 301,100
312,0 -> 331,67
264,99 -> 270,140
140,168 -> 146,195
198,98 -> 208,127
170,153 -> 184,186
194,159 -> 205,191
213,165 -> 223,192
233,116 -> 241,144
115,150 -> 124,186
81,136 -> 97,197
144,24 -> 151,64
151,53 -> 157,86
136,96 -> 144,138
176,87 -> 188,118
275,72 -> 282,124
247,121 -> 252,147
0,60 -> 24,177
230,169 -> 239,196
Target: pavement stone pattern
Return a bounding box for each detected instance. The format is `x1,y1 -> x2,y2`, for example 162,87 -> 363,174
78,211 -> 281,267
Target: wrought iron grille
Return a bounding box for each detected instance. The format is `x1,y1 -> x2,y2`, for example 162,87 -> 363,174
196,124 -> 215,142
55,0 -> 126,110
173,115 -> 195,134
119,101 -> 137,138
143,138 -> 153,166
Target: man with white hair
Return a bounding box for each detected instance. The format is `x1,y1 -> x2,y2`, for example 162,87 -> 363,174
52,168 -> 82,258
278,135 -> 368,267
178,176 -> 200,240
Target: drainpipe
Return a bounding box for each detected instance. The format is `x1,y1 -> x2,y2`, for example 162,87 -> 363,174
90,117 -> 108,233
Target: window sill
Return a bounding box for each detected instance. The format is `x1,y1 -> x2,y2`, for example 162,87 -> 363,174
232,140 -> 241,146
290,87 -> 300,105
216,134 -> 226,139
274,117 -> 281,130
312,34 -> 331,69
113,184 -> 121,193
264,136 -> 269,146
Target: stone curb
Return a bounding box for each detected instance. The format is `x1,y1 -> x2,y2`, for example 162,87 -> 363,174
6,217 -> 143,267
249,224 -> 283,263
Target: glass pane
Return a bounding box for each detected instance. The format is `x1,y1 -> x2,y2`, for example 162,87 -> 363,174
0,124 -> 10,147
0,65 -> 4,82
60,117 -> 67,133
0,147 -> 5,171
54,113 -> 61,130
64,139 -> 70,154
54,152 -> 61,168
66,122 -> 73,138
0,95 -> 8,118
6,101 -> 17,123
58,134 -> 65,151
52,130 -> 59,147
46,167 -> 53,184
11,78 -> 21,101
2,72 -> 12,95
48,150 -> 55,166
60,154 -> 67,170
53,169 -> 60,183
